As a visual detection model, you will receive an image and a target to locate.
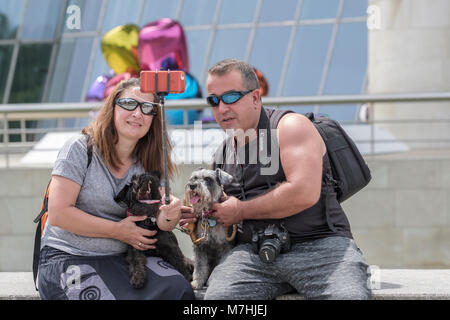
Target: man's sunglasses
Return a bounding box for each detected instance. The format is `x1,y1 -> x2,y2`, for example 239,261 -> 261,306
115,98 -> 158,116
206,89 -> 255,107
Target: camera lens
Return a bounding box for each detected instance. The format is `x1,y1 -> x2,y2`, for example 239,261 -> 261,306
259,239 -> 281,263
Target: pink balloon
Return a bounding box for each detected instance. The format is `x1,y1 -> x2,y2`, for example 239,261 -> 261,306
138,18 -> 189,71
103,72 -> 138,99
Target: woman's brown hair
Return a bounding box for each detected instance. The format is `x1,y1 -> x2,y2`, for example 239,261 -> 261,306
82,78 -> 175,179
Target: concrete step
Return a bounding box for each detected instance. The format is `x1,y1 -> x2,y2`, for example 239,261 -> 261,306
1,270 -> 449,300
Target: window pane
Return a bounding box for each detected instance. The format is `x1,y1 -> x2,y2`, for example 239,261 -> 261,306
185,29 -> 210,82
208,28 -> 250,68
249,26 -> 291,96
300,0 -> 340,20
141,0 -> 179,26
179,0 -> 217,26
63,0 -> 102,33
48,37 -> 94,102
87,45 -> 111,97
342,0 -> 368,18
318,104 -> 358,122
8,44 -> 53,103
323,22 -> 367,95
283,24 -> 333,96
102,0 -> 140,32
0,45 -> 13,102
21,0 -> 63,40
259,0 -> 298,23
280,104 -> 315,115
218,0 -> 257,24
0,0 -> 25,39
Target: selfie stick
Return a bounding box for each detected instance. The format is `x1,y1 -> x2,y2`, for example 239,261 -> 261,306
155,69 -> 171,205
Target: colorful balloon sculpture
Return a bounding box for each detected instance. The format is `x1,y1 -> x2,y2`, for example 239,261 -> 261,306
165,72 -> 202,125
254,67 -> 269,96
88,18 -> 269,125
101,24 -> 140,75
103,72 -> 138,99
85,75 -> 111,102
138,18 -> 189,71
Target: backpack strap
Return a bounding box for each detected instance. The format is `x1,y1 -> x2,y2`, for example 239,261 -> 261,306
32,133 -> 93,290
304,112 -> 341,231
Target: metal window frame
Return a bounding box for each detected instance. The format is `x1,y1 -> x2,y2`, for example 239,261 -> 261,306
0,0 -> 369,105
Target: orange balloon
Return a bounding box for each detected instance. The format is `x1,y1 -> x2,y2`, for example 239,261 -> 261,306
253,67 -> 269,96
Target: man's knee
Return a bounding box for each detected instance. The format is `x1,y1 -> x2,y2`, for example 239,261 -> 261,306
328,286 -> 372,300
309,283 -> 372,300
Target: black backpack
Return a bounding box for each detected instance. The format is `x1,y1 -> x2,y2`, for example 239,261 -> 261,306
267,108 -> 371,203
32,134 -> 93,290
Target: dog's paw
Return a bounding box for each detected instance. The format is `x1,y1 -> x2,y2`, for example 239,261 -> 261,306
130,274 -> 146,289
190,279 -> 205,290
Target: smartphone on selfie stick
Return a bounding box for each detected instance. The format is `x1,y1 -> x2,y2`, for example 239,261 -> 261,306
140,70 -> 186,205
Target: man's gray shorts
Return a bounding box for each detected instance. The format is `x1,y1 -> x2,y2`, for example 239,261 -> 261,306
205,236 -> 372,300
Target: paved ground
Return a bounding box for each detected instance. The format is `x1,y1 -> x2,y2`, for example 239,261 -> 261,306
1,269 -> 450,300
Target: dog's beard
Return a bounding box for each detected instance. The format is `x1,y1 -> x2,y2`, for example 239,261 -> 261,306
185,183 -> 222,216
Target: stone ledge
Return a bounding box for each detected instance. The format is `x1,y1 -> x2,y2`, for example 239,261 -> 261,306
1,269 -> 450,300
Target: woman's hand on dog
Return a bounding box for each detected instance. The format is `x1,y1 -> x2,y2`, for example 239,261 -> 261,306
115,215 -> 158,251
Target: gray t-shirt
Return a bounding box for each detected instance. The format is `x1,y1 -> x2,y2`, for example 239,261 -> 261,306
41,134 -> 146,256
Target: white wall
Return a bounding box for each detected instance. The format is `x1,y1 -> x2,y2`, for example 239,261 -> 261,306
368,0 -> 450,149
1,155 -> 450,271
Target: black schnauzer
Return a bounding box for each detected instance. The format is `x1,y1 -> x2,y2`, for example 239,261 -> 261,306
115,172 -> 193,289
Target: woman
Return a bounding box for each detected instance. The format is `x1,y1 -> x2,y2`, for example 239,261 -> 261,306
37,78 -> 194,300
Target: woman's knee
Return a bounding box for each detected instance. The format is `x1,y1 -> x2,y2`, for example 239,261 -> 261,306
168,275 -> 195,300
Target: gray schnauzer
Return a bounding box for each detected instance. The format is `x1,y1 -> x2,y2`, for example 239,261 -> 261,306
115,172 -> 193,289
184,168 -> 237,289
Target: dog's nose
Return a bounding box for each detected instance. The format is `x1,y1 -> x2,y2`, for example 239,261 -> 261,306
189,183 -> 196,190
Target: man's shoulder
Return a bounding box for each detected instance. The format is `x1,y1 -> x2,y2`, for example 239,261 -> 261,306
277,112 -> 325,153
277,112 -> 313,132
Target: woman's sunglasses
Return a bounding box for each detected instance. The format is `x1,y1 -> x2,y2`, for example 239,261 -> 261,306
115,98 -> 158,116
206,89 -> 255,107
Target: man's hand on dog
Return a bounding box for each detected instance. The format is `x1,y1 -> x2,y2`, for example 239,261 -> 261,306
212,196 -> 243,227
179,196 -> 243,228
179,205 -> 196,229
116,215 -> 158,251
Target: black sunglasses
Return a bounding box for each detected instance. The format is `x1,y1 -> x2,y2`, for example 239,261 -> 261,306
206,89 -> 255,107
115,98 -> 158,116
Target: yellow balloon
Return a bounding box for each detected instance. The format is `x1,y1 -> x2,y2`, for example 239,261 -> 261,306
101,24 -> 140,75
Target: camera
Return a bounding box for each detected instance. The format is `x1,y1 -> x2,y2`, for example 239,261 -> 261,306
140,70 -> 186,94
251,223 -> 291,263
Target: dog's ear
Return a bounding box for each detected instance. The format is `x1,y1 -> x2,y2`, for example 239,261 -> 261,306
131,174 -> 139,185
114,184 -> 130,208
130,174 -> 140,194
215,168 -> 234,186
150,170 -> 161,180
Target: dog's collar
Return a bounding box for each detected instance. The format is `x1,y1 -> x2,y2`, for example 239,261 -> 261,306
202,208 -> 214,218
127,210 -> 156,224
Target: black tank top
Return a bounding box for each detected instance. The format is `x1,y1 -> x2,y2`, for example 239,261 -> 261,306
212,107 -> 353,244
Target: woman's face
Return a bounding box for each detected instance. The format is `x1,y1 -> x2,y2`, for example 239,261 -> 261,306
114,87 -> 157,143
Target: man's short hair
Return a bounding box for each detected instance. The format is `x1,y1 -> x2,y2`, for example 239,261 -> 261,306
208,58 -> 260,91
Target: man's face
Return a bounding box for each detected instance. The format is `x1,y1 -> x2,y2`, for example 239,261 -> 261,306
206,70 -> 261,133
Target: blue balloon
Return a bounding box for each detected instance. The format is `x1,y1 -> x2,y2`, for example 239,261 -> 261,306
165,72 -> 202,125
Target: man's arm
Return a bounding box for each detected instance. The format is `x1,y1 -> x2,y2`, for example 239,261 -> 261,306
212,113 -> 326,226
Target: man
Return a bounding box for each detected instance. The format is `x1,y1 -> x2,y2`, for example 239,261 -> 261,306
181,58 -> 371,300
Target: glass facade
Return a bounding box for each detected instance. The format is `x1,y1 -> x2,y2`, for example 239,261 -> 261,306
0,0 -> 368,120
